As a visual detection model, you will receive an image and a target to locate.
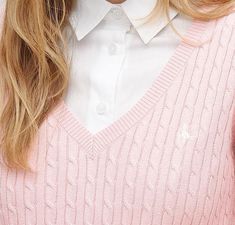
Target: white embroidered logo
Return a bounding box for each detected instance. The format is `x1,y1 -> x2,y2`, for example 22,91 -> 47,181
176,123 -> 197,147
181,123 -> 192,139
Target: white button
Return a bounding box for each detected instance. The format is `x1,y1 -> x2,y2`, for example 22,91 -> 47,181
110,7 -> 123,20
108,43 -> 118,55
96,102 -> 107,115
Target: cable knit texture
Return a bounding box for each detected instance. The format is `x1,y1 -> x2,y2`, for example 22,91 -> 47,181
0,9 -> 235,225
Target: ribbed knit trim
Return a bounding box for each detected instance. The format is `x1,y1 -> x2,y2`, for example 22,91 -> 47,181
51,18 -> 211,158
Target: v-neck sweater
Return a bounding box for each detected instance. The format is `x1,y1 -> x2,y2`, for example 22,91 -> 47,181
1,10 -> 235,225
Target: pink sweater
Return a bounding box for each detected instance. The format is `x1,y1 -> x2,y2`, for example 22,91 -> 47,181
0,9 -> 235,225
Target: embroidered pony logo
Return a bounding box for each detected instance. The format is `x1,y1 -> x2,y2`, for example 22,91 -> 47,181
176,122 -> 197,148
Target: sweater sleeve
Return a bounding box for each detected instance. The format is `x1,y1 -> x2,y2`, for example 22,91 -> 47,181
231,103 -> 235,153
232,105 -> 235,152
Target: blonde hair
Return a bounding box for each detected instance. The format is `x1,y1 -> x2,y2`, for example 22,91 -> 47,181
0,0 -> 234,172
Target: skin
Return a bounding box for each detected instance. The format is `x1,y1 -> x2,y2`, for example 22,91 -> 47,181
106,0 -> 126,3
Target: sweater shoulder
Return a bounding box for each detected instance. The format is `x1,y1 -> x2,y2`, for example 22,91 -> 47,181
227,5 -> 235,26
210,6 -> 235,51
203,4 -> 235,34
218,5 -> 235,28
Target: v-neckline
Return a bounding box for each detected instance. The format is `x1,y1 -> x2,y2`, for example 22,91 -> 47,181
51,18 -> 211,159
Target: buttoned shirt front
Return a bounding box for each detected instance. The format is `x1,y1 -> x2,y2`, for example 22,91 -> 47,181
63,0 -> 193,134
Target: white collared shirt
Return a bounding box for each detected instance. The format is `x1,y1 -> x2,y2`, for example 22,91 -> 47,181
63,0 -> 193,134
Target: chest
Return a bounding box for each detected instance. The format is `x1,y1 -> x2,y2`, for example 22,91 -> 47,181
1,14 -> 235,225
63,14 -> 193,134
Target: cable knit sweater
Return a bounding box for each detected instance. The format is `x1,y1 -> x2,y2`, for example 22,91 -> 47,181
0,9 -> 235,225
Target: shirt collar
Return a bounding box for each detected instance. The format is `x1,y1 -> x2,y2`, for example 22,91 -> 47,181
68,0 -> 179,44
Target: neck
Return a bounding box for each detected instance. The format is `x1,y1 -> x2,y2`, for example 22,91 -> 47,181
106,0 -> 126,3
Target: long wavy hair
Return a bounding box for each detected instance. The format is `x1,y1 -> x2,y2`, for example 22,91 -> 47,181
0,0 -> 234,172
